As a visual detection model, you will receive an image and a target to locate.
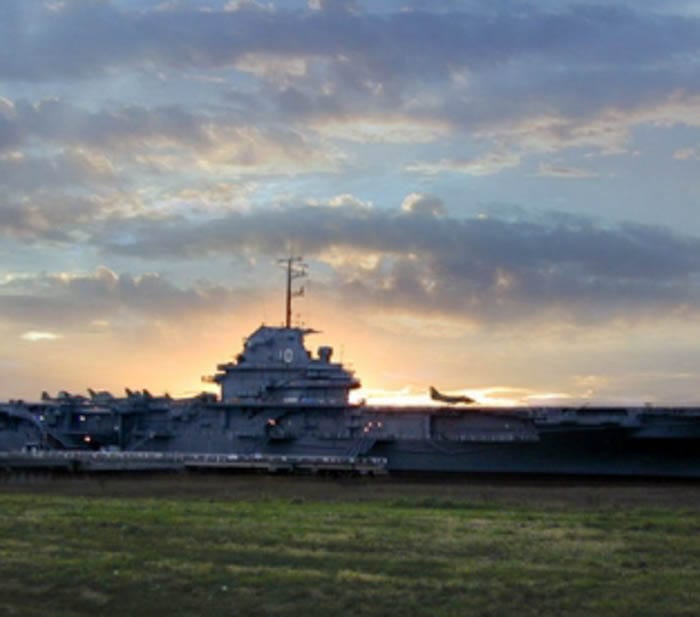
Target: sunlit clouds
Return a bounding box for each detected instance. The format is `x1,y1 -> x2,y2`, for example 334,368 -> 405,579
20,331 -> 61,342
1,0 -> 700,402
405,152 -> 522,177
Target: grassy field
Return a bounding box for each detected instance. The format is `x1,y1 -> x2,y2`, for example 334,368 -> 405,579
1,473 -> 700,616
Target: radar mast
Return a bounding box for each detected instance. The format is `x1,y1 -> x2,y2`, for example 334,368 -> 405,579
278,257 -> 307,328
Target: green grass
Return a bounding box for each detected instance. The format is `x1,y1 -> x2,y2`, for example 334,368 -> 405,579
1,474 -> 699,616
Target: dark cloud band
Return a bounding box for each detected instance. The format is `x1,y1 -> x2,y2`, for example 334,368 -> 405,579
92,201 -> 700,324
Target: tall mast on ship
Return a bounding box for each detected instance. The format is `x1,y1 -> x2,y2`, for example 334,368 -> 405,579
278,257 -> 307,328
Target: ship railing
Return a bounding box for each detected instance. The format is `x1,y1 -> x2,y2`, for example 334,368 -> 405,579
0,449 -> 388,470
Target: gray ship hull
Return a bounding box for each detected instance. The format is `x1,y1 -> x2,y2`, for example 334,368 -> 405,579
116,403 -> 700,478
3,400 -> 700,477
3,303 -> 700,478
372,433 -> 700,478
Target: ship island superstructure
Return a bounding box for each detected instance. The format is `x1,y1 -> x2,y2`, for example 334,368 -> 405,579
2,257 -> 700,477
212,326 -> 359,406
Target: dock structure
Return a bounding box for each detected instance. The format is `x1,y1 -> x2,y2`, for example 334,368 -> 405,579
0,450 -> 388,475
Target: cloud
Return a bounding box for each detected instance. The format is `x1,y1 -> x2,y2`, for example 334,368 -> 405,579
1,1 -> 700,328
324,193 -> 372,209
89,199 -> 700,325
308,0 -> 359,13
536,162 -> 598,178
477,94 -> 700,156
20,331 -> 62,342
0,149 -> 115,191
0,191 -> 130,242
0,267 -> 242,330
3,1 -> 700,402
311,115 -> 451,144
3,3 -> 699,129
3,96 -> 318,160
6,98 -> 211,151
400,193 -> 445,216
163,182 -> 257,214
405,152 -> 521,176
2,2 -> 700,177
673,147 -> 700,160
3,2 -> 698,82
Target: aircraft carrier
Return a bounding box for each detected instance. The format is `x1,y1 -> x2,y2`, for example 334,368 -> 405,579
2,258 -> 700,477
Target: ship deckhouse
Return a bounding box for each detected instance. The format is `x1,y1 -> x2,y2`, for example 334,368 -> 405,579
212,326 -> 360,404
210,258 -> 360,405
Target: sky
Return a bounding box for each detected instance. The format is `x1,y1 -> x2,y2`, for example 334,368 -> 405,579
2,0 -> 700,405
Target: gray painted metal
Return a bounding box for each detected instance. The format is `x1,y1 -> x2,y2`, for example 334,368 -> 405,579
2,323 -> 700,477
0,404 -> 45,452
2,259 -> 700,477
